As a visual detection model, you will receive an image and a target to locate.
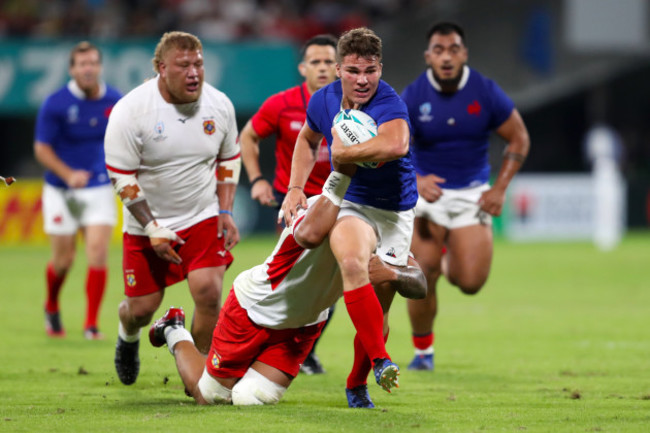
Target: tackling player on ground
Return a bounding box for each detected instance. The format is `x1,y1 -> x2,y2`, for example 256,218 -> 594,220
34,41 -> 121,340
401,22 -> 530,370
104,31 -> 241,385
240,34 -> 338,375
281,27 -> 419,406
148,163 -> 425,407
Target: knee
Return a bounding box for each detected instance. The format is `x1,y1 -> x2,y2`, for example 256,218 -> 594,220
120,299 -> 155,325
197,369 -> 232,405
231,369 -> 287,406
456,278 -> 486,295
338,255 -> 368,279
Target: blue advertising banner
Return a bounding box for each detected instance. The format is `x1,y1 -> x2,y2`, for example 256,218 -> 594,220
0,39 -> 299,114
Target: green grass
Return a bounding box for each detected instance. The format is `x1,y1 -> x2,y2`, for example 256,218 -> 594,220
1,232 -> 649,432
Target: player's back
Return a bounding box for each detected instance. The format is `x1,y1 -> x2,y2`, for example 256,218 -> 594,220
233,218 -> 341,330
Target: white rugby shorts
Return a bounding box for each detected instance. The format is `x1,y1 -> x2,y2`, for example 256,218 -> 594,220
415,183 -> 492,229
42,183 -> 116,235
338,200 -> 415,267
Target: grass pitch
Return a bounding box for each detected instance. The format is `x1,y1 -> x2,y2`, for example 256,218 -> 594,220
1,232 -> 649,432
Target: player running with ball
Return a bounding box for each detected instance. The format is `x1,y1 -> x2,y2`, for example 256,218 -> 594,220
281,27 -> 419,407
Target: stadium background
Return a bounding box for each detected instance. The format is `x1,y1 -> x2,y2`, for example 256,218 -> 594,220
1,0 -> 649,242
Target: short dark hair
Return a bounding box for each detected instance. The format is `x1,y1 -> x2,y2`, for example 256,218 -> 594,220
69,41 -> 101,67
300,34 -> 338,60
336,27 -> 382,63
426,22 -> 466,45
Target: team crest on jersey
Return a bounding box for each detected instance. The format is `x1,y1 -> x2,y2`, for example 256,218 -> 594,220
385,247 -> 397,258
211,352 -> 221,369
154,121 -> 164,134
418,102 -> 433,122
467,100 -> 481,116
203,120 -> 216,135
126,273 -> 136,287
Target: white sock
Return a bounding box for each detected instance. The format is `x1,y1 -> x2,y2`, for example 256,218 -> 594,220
164,326 -> 194,355
415,346 -> 434,356
118,322 -> 141,343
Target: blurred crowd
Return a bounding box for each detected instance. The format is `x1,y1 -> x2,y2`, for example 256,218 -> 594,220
0,0 -> 414,42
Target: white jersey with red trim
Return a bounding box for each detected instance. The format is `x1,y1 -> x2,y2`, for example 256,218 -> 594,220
104,76 -> 239,234
233,211 -> 342,329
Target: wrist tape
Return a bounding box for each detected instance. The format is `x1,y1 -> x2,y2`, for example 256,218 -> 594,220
321,171 -> 351,207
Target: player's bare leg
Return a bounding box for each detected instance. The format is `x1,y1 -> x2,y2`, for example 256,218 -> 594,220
407,217 -> 446,370
44,234 -> 76,337
444,224 -> 493,293
187,266 -> 224,354
81,224 -> 112,339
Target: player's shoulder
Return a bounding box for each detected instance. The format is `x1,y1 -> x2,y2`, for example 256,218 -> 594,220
201,82 -> 235,108
401,71 -> 428,98
467,67 -> 501,90
104,84 -> 123,101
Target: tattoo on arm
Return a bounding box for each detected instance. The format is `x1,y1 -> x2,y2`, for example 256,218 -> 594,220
504,151 -> 526,163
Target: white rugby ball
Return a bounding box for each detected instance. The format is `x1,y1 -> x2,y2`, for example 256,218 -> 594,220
332,109 -> 382,169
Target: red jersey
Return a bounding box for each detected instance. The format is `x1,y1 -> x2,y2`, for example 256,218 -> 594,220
250,82 -> 331,196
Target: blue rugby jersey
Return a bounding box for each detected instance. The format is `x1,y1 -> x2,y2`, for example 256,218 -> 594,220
306,80 -> 418,211
35,81 -> 122,188
401,66 -> 514,189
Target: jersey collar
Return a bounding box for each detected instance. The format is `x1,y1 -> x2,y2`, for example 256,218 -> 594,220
67,79 -> 106,100
426,65 -> 469,92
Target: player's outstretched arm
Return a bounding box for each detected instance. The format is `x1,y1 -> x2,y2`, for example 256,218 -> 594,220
368,255 -> 427,300
281,124 -> 322,226
293,163 -> 356,249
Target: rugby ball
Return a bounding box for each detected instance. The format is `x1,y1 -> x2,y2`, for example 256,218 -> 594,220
332,109 -> 382,169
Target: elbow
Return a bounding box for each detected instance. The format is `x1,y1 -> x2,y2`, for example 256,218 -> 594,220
294,226 -> 327,250
390,138 -> 409,159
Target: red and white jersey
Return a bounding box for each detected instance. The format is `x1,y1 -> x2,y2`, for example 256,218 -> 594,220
250,82 -> 331,196
233,209 -> 342,329
104,76 -> 239,234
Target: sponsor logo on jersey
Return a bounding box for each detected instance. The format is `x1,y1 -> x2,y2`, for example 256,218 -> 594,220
126,273 -> 136,287
211,352 -> 221,369
290,120 -> 303,130
203,120 -> 216,135
385,247 -> 396,258
467,100 -> 481,116
418,102 -> 433,122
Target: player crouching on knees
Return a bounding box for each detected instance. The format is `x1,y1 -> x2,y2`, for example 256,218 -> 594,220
149,166 -> 426,406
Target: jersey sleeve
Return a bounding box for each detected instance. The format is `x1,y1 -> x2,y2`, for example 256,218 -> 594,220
217,95 -> 240,160
374,85 -> 410,127
485,79 -> 515,130
104,98 -> 142,172
250,94 -> 280,138
305,89 -> 324,134
34,96 -> 60,145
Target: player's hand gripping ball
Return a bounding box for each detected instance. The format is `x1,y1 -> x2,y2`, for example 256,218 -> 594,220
332,109 -> 383,169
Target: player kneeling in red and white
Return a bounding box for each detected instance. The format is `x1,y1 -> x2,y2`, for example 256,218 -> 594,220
150,168 -> 426,406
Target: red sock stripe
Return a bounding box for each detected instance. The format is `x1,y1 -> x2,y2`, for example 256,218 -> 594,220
412,332 -> 434,350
